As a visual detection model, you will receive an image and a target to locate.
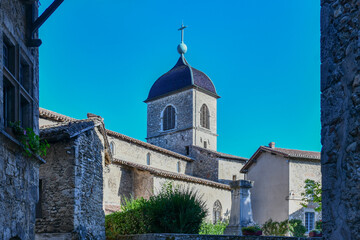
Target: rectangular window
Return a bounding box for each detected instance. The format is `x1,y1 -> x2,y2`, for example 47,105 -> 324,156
3,38 -> 15,74
20,60 -> 32,94
185,146 -> 190,155
2,35 -> 35,129
3,78 -> 16,127
20,95 -> 31,129
305,212 -> 315,232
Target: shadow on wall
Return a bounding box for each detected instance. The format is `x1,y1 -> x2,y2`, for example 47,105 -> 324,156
117,167 -> 134,205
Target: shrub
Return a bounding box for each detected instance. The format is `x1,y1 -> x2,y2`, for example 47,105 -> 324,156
288,219 -> 306,237
199,220 -> 228,235
105,197 -> 150,239
105,182 -> 207,238
147,185 -> 207,233
262,219 -> 288,236
242,225 -> 261,233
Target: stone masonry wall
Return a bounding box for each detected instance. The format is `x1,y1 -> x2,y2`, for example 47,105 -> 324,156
115,234 -> 322,240
0,0 -> 40,133
73,129 -> 105,239
189,146 -> 219,182
321,1 -> 360,239
0,133 -> 41,240
36,138 -> 76,234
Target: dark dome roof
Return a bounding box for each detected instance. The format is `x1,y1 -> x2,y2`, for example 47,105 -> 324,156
145,55 -> 218,102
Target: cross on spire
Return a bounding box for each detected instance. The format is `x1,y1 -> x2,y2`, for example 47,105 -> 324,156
178,23 -> 187,43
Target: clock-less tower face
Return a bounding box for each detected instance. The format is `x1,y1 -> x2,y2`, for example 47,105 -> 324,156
145,55 -> 219,155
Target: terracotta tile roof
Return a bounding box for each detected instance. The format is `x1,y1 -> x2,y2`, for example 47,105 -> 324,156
240,146 -> 321,173
191,145 -> 247,162
106,129 -> 193,162
39,108 -> 193,162
113,158 -> 230,190
39,108 -> 77,122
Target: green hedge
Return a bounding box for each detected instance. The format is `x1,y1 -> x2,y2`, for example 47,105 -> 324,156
105,183 -> 207,239
199,220 -> 228,235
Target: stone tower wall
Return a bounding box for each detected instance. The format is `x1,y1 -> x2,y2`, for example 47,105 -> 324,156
147,89 -> 194,155
193,89 -> 217,151
321,1 -> 360,239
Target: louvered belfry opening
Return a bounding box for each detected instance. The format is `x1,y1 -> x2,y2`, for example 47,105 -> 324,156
200,104 -> 210,129
163,105 -> 175,131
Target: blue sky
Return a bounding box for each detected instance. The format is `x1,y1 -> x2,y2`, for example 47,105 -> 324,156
39,0 -> 320,158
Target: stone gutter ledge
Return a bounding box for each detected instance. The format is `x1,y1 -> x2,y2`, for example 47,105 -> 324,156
0,129 -> 46,164
115,234 -> 323,240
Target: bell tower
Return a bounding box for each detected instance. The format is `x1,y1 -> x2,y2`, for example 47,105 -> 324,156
145,24 -> 219,155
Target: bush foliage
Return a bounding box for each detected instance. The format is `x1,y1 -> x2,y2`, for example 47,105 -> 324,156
105,182 -> 207,239
262,219 -> 289,236
199,220 -> 228,235
288,219 -> 306,237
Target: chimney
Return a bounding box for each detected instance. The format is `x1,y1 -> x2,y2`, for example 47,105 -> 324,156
269,142 -> 275,149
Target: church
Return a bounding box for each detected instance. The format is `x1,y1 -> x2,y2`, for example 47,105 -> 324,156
34,25 -> 321,238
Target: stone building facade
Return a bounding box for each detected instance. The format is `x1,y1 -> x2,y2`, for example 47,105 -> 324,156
0,0 -> 43,239
321,1 -> 360,239
38,108 -> 245,224
241,143 -> 321,232
35,117 -> 111,239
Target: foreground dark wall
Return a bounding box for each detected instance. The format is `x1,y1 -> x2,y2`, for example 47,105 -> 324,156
115,234 -> 321,240
321,0 -> 360,239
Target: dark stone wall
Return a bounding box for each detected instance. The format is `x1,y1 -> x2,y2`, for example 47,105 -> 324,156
114,234 -> 322,240
0,133 -> 41,240
36,129 -> 105,239
36,138 -> 76,234
189,146 -> 218,181
321,1 -> 360,239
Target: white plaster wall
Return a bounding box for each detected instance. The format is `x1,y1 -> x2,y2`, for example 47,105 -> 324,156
103,164 -> 133,214
218,158 -> 245,183
288,159 -> 321,224
193,89 -> 217,151
153,177 -> 231,223
108,136 -> 189,174
246,152 -> 290,225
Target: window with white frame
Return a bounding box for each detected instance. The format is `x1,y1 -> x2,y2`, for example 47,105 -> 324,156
162,105 -> 175,131
305,212 -> 315,232
2,35 -> 34,129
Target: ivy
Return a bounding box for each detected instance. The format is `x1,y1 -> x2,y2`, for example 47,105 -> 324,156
9,121 -> 50,158
301,179 -> 322,213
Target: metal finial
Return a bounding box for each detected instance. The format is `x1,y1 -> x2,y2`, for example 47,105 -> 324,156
177,23 -> 188,55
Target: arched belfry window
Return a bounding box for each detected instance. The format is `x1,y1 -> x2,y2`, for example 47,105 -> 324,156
213,200 -> 222,224
200,104 -> 210,129
163,105 -> 176,131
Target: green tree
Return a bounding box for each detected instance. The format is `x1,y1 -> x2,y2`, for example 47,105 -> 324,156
301,179 -> 322,212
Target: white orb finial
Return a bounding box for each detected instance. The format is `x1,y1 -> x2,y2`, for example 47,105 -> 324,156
177,42 -> 187,54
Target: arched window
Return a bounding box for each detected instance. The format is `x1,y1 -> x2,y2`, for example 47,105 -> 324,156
177,161 -> 181,173
110,141 -> 116,155
200,104 -> 210,129
147,153 -> 151,165
163,105 -> 176,131
213,200 -> 222,224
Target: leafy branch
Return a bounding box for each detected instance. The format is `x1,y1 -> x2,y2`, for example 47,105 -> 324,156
9,121 -> 50,158
301,179 -> 322,212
